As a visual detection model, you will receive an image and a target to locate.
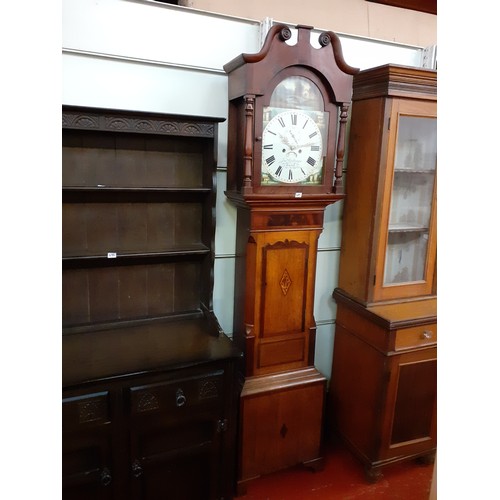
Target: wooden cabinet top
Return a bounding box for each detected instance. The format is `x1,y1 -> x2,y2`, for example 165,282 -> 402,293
352,64 -> 437,101
334,288 -> 436,330
367,297 -> 436,325
63,105 -> 224,137
62,316 -> 241,388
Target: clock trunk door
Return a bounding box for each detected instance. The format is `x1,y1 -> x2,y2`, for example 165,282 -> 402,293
252,230 -> 319,376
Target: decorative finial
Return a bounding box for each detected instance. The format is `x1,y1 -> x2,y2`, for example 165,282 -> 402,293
318,32 -> 331,47
279,26 -> 292,41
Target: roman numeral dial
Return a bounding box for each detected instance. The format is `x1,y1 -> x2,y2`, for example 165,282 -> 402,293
261,110 -> 324,184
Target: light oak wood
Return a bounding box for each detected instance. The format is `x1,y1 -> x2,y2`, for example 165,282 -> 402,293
329,65 -> 437,481
239,368 -> 326,483
329,292 -> 437,481
337,65 -> 437,306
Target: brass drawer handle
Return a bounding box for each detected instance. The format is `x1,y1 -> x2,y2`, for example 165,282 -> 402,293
421,330 -> 433,340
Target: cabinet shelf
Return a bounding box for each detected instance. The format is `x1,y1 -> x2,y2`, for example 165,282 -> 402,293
388,223 -> 428,233
62,247 -> 211,269
62,186 -> 212,193
63,246 -> 210,261
62,187 -> 211,204
62,313 -> 237,385
394,169 -> 434,174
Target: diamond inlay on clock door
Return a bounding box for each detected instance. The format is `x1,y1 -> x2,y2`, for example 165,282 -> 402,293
260,240 -> 308,337
279,269 -> 292,295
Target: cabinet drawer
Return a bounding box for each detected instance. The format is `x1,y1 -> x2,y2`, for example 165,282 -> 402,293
394,323 -> 437,351
129,369 -> 225,417
63,391 -> 110,429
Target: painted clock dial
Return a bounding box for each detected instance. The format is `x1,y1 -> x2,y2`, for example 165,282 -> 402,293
261,110 -> 323,184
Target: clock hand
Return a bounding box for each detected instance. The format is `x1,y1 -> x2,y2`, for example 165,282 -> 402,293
289,130 -> 300,146
289,131 -> 320,151
277,132 -> 294,150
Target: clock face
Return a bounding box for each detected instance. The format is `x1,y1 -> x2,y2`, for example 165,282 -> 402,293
261,110 -> 324,184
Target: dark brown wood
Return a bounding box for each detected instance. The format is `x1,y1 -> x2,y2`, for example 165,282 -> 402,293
224,24 -> 359,197
63,356 -> 240,500
62,106 -> 241,499
366,0 -> 436,15
224,24 -> 356,487
62,106 -> 224,329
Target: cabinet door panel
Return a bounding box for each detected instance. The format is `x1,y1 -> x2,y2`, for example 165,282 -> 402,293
374,99 -> 437,302
62,391 -> 114,500
382,348 -> 437,458
261,240 -> 308,337
241,381 -> 324,480
391,357 -> 437,444
130,420 -> 221,500
62,432 -> 114,500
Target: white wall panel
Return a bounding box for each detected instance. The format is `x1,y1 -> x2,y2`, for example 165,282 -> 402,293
62,53 -> 227,114
62,0 -> 261,71
213,255 -> 236,335
314,249 -> 341,324
336,34 -> 423,70
314,322 -> 336,384
318,201 -> 344,251
62,53 -> 230,165
215,171 -> 237,255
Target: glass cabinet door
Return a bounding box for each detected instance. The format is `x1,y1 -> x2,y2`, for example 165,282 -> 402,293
376,100 -> 437,301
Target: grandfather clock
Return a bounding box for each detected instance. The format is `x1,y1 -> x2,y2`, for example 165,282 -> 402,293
223,24 -> 358,491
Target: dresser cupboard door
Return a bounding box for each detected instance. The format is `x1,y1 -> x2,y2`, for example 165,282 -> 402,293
128,420 -> 222,500
126,371 -> 227,500
62,392 -> 114,500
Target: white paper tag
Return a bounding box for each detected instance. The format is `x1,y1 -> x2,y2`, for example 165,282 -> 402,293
294,192 -> 303,198
107,252 -> 117,259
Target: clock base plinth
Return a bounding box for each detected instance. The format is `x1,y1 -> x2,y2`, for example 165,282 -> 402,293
237,367 -> 326,487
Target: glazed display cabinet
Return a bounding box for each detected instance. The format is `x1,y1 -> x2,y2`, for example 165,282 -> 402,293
328,65 -> 437,481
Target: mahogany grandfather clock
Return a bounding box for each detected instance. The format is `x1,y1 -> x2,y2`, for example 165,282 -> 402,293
223,24 -> 358,491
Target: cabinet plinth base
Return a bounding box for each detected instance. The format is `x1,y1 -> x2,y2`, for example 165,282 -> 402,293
238,367 -> 326,487
363,450 -> 436,483
335,432 -> 436,484
236,455 -> 325,497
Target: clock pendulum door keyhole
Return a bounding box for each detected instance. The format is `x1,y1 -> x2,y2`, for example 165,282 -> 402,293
280,423 -> 288,438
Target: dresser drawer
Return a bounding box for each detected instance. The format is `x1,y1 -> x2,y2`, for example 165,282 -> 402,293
129,369 -> 225,417
63,391 -> 110,429
394,323 -> 437,351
